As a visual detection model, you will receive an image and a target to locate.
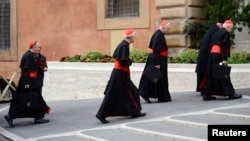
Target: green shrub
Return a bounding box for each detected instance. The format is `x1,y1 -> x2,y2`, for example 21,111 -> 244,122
80,51 -> 113,62
228,51 -> 250,63
60,49 -> 250,64
169,49 -> 198,63
179,49 -> 199,63
60,55 -> 81,62
130,49 -> 148,63
168,56 -> 182,63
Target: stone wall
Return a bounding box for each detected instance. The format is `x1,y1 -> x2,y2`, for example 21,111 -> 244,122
155,0 -> 207,55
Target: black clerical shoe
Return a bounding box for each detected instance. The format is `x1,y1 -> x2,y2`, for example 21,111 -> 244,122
4,114 -> 15,127
96,115 -> 109,124
229,93 -> 242,100
200,92 -> 204,96
203,96 -> 216,101
141,95 -> 152,103
131,112 -> 146,118
34,118 -> 50,124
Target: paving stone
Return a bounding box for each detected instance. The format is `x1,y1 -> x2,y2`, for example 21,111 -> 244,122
36,136 -> 86,141
81,128 -> 180,141
126,120 -> 206,140
171,113 -> 250,125
0,134 -> 12,141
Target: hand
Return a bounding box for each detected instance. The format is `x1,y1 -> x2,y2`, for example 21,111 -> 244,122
24,85 -> 30,89
222,60 -> 227,65
155,65 -> 160,69
44,67 -> 48,72
128,58 -> 132,66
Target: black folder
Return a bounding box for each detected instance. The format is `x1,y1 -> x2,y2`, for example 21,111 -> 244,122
143,65 -> 163,84
212,64 -> 231,80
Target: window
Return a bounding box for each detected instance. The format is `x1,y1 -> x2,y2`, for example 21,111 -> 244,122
97,0 -> 149,29
107,0 -> 139,18
0,0 -> 10,51
0,0 -> 17,61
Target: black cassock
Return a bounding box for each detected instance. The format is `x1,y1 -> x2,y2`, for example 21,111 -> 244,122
138,29 -> 171,102
36,53 -> 50,112
195,24 -> 220,92
37,53 -> 47,89
8,50 -> 48,119
96,40 -> 142,118
203,28 -> 235,97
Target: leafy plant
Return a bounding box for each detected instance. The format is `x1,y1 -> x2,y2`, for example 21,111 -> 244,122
60,55 -> 81,62
60,49 -> 250,64
130,49 -> 148,63
168,56 -> 182,63
169,49 -> 198,64
80,51 -> 113,62
204,0 -> 245,24
185,0 -> 250,49
179,49 -> 199,63
239,4 -> 250,33
184,20 -> 211,48
228,51 -> 250,64
203,0 -> 246,41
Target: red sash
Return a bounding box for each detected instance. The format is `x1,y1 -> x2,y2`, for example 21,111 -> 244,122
114,59 -> 130,76
211,45 -> 221,53
148,48 -> 168,57
29,71 -> 38,79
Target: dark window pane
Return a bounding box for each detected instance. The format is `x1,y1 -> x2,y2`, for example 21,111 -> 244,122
0,0 -> 10,51
108,0 -> 139,18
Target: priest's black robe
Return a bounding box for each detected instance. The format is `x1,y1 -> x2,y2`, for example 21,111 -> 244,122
203,28 -> 235,97
36,53 -> 50,112
96,40 -> 142,118
138,29 -> 171,102
8,50 -> 48,119
195,24 -> 220,92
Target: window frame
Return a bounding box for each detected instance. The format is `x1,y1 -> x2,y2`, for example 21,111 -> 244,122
0,0 -> 17,61
97,0 -> 149,29
107,0 -> 139,18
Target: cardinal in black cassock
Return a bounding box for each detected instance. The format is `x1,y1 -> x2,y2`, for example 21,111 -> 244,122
96,29 -> 146,124
195,18 -> 225,94
138,20 -> 171,103
4,40 -> 49,127
36,52 -> 51,114
202,20 -> 242,101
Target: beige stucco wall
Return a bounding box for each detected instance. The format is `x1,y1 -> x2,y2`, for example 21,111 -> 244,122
2,0 -> 109,78
17,0 -> 110,61
0,0 -> 161,78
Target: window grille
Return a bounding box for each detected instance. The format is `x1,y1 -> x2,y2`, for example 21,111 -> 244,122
0,0 -> 10,51
108,0 -> 139,18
